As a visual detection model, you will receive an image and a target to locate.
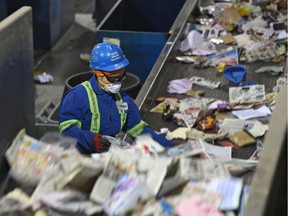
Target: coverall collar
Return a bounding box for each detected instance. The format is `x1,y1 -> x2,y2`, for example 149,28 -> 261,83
89,75 -> 105,95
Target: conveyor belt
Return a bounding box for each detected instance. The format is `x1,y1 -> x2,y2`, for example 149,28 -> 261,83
142,58 -> 286,159
136,0 -> 287,160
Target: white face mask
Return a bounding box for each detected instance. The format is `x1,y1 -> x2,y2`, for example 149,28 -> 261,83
103,82 -> 122,94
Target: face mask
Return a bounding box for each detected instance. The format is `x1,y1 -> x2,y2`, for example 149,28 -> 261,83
103,82 -> 122,94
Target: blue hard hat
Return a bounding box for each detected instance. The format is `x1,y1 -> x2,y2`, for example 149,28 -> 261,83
223,64 -> 246,84
89,42 -> 129,72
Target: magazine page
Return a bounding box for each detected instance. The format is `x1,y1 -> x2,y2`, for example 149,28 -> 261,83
208,48 -> 239,66
229,85 -> 265,103
90,148 -> 171,204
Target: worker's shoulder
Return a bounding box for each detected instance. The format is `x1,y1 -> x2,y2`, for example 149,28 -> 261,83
63,83 -> 87,100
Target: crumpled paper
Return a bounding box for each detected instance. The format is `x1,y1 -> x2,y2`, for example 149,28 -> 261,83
255,66 -> 283,76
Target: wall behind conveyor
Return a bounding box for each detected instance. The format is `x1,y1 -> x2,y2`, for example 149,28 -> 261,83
0,7 -> 36,182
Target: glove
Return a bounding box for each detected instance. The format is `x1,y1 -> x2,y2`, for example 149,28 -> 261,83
93,134 -> 111,153
171,139 -> 183,147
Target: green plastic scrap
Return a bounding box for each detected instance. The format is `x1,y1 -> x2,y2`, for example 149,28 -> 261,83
255,66 -> 284,76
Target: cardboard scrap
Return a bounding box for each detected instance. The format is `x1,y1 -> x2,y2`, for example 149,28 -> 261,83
219,33 -> 236,44
229,131 -> 256,147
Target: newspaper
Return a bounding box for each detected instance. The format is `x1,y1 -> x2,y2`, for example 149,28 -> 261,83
190,76 -> 222,89
31,149 -> 94,205
5,128 -> 88,202
245,41 -> 280,62
40,190 -> 102,215
157,158 -> 187,197
180,158 -> 230,181
229,85 -> 265,103
90,148 -> 171,204
159,139 -> 205,158
179,97 -> 214,112
5,129 -> 60,186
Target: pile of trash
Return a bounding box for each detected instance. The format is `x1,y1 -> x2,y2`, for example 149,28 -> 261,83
1,1 -> 287,216
152,0 -> 287,150
0,129 -> 258,216
151,80 -> 278,147
178,0 -> 287,70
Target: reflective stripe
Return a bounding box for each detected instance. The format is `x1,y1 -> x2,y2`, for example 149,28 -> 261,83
127,120 -> 148,138
115,93 -> 127,129
82,81 -> 100,133
59,119 -> 82,133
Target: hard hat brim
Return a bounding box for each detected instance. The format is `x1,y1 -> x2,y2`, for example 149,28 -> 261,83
90,59 -> 129,72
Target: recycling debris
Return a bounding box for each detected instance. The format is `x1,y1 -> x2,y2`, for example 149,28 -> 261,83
254,65 -> 284,75
223,64 -> 246,83
176,0 -> 287,73
1,0 -> 287,215
33,70 -> 54,84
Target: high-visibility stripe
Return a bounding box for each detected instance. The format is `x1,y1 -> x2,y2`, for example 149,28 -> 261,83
127,120 -> 148,138
82,81 -> 100,133
59,119 -> 82,133
115,93 -> 127,129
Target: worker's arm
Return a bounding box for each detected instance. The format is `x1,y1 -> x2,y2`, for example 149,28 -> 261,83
58,88 -> 96,154
123,96 -> 173,148
140,126 -> 173,147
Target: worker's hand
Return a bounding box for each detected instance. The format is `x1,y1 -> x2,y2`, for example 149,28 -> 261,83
93,134 -> 111,153
172,139 -> 184,147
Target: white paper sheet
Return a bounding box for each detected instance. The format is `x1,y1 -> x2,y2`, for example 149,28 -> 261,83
167,78 -> 193,94
277,30 -> 288,39
202,140 -> 232,159
205,178 -> 243,211
180,30 -> 204,52
219,118 -> 248,135
232,105 -> 271,120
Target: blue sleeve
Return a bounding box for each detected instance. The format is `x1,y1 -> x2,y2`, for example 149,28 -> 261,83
121,94 -> 172,148
58,87 -> 96,154
140,126 -> 173,148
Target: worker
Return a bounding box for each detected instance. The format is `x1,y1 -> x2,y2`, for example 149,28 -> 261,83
58,42 -> 173,154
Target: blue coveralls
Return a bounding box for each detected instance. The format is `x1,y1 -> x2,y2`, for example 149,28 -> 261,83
58,75 -> 172,154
